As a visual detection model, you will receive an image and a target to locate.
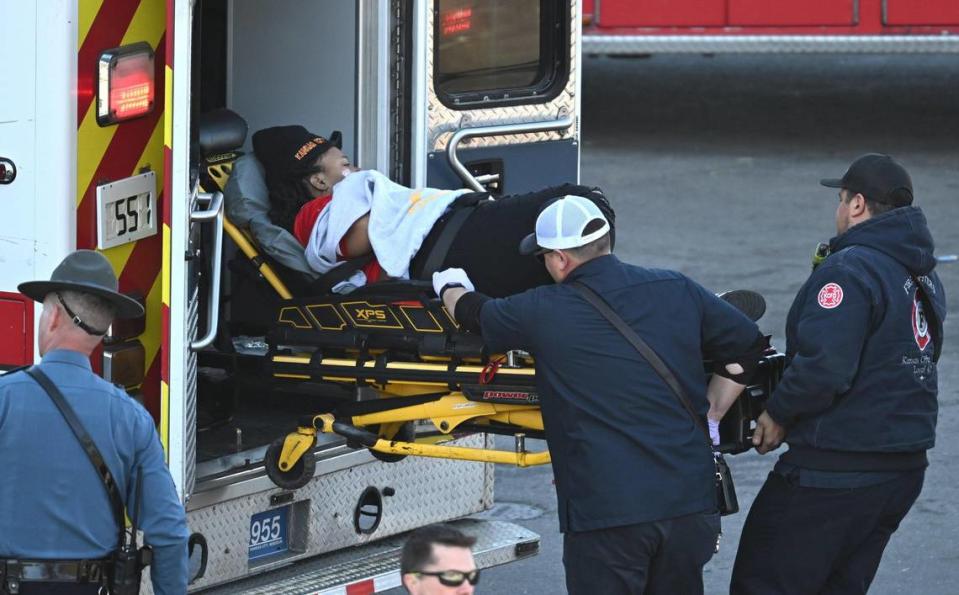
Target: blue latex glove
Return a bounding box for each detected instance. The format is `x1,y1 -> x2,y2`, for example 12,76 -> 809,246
708,418 -> 721,446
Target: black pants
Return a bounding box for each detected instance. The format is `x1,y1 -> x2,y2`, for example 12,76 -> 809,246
411,184 -> 612,298
563,512 -> 721,595
731,470 -> 925,595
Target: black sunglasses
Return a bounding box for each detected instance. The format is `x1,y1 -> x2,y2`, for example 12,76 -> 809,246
414,569 -> 480,587
534,248 -> 554,263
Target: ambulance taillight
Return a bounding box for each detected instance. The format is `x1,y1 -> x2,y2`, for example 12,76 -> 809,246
96,42 -> 155,126
103,295 -> 147,390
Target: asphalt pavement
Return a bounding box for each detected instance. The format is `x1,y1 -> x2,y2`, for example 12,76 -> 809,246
474,53 -> 959,594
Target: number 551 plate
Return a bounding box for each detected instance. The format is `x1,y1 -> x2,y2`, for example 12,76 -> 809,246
249,505 -> 290,561
96,171 -> 157,250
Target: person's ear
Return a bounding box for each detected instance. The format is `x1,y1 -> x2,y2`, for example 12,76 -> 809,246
46,301 -> 63,331
557,250 -> 573,272
308,171 -> 329,193
851,192 -> 868,217
401,573 -> 417,591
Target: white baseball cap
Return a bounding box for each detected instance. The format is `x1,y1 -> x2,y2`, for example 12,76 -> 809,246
519,195 -> 611,255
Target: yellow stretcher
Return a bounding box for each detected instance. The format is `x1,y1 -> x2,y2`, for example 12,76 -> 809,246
261,288 -> 782,490
262,284 -> 558,489
201,129 -> 783,492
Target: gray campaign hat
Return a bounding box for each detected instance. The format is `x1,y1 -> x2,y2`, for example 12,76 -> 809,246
18,250 -> 144,319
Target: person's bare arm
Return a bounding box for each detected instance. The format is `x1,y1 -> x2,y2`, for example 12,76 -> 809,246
341,213 -> 373,257
707,367 -> 747,422
705,365 -> 747,446
442,286 -> 468,316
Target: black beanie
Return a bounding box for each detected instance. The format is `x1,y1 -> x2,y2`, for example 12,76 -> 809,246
252,125 -> 342,183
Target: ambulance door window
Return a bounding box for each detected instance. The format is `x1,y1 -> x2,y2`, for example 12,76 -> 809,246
424,0 -> 576,195
434,0 -> 568,108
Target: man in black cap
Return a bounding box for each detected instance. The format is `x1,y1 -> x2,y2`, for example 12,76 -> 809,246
731,154 -> 947,594
0,250 -> 188,594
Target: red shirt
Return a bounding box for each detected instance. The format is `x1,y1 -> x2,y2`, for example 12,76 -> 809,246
293,195 -> 383,283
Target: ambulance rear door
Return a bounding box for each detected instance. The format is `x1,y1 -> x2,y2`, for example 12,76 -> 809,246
410,0 -> 581,194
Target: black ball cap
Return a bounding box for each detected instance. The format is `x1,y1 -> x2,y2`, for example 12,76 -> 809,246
820,153 -> 913,207
252,125 -> 342,183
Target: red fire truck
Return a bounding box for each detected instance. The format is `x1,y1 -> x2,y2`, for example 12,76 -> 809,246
583,0 -> 959,53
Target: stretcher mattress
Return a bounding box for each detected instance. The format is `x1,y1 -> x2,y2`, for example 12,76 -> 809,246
269,282 -> 488,359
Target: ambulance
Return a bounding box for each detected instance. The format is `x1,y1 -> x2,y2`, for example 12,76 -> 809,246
1,0 -> 583,591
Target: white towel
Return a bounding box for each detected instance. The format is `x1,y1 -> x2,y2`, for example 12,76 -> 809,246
305,170 -> 468,287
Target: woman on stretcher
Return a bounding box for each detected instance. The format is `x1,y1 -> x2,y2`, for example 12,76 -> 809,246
253,125 -> 615,297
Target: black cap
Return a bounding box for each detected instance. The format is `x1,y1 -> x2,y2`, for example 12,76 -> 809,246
252,125 -> 342,183
820,153 -> 913,207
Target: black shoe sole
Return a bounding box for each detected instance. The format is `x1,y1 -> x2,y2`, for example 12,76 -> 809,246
719,289 -> 767,322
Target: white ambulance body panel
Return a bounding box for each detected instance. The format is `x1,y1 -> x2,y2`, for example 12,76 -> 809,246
0,1 -> 75,297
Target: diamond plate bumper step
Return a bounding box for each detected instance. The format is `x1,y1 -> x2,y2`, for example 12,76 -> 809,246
197,519 -> 538,594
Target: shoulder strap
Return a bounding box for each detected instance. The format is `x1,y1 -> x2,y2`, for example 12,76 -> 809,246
417,205 -> 477,280
312,253 -> 373,294
25,367 -> 127,545
570,282 -> 711,445
913,276 -> 943,363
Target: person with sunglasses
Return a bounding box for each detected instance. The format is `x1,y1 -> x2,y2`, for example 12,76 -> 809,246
400,524 -> 480,594
433,195 -> 768,594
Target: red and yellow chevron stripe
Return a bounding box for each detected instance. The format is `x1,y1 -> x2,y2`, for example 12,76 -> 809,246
76,0 -> 169,450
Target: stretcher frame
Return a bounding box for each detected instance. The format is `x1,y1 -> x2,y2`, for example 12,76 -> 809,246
204,150 -> 784,491
204,152 -> 554,485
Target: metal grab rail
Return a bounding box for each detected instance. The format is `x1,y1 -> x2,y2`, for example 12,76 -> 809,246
446,116 -> 574,192
190,190 -> 224,350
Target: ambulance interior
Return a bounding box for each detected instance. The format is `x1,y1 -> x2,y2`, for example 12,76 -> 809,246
186,0 -> 587,486
191,0 -> 373,479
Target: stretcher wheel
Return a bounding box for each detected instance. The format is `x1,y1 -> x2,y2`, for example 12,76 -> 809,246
369,422 -> 416,463
265,437 -> 316,490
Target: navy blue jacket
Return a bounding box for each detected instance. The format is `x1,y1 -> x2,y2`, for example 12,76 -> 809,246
767,207 -> 946,470
479,255 -> 762,532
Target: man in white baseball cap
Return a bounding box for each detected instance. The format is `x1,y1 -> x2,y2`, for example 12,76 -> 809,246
516,194 -> 612,279
433,195 -> 768,595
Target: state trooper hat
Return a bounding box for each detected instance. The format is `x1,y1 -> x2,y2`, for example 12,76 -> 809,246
19,250 -> 144,319
519,195 -> 611,256
820,153 -> 914,207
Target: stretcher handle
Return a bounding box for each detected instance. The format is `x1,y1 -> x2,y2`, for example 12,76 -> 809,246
446,115 -> 574,193
190,190 -> 224,350
331,421 -> 379,448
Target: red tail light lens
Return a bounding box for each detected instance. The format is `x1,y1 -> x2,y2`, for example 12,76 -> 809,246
97,42 -> 156,126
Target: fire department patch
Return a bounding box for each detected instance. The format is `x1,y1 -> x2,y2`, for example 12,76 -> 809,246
912,292 -> 931,350
817,283 -> 844,309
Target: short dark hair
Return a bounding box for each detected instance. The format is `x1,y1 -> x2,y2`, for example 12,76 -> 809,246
866,186 -> 912,215
563,218 -> 611,261
844,186 -> 909,216
400,524 -> 476,574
